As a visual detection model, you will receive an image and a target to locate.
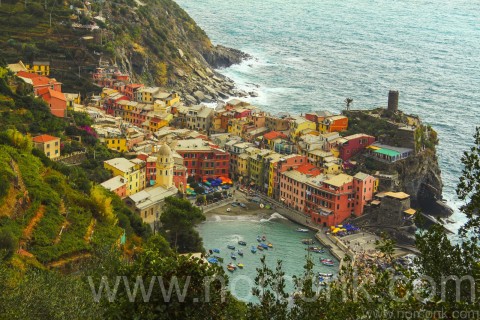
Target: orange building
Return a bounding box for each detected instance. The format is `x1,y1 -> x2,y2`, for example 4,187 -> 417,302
37,87 -> 67,118
319,115 -> 348,133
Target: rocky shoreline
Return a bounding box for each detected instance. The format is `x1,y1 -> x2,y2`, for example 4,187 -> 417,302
170,45 -> 253,105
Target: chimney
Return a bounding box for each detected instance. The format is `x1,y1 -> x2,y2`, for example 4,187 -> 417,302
388,90 -> 399,113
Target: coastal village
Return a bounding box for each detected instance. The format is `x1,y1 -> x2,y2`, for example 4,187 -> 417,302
5,60 -> 424,268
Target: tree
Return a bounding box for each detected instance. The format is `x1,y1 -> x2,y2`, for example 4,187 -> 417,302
344,98 -> 353,110
160,197 -> 205,253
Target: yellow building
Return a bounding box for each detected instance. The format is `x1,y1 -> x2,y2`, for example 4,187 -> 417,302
248,149 -> 272,187
104,158 -> 145,195
228,118 -> 248,137
323,162 -> 342,174
105,138 -> 128,152
237,153 -> 249,177
156,144 -> 174,188
101,88 -> 118,98
165,92 -> 180,106
26,61 -> 50,76
32,134 -> 60,160
266,153 -> 283,197
289,116 -> 316,140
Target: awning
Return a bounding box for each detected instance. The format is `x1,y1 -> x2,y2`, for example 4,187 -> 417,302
371,200 -> 381,206
367,145 -> 381,150
404,208 -> 416,215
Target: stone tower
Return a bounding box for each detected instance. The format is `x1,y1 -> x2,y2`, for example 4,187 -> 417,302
388,90 -> 399,114
156,143 -> 174,189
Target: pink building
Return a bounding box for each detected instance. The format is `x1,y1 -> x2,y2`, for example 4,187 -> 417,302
338,134 -> 375,161
279,163 -> 322,212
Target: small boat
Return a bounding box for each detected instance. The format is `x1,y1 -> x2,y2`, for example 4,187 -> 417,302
227,262 -> 237,270
262,235 -> 266,241
212,248 -> 220,253
227,266 -> 235,272
260,243 -> 269,250
322,261 -> 335,267
213,255 -> 224,263
318,273 -> 333,278
237,250 -> 244,256
302,239 -> 314,245
257,245 -> 264,251
307,247 -> 324,253
237,263 -> 244,269
296,228 -> 309,233
227,245 -> 235,250
238,240 -> 247,246
251,246 -> 257,253
320,258 -> 334,263
257,236 -> 262,242
207,257 -> 218,264
231,253 -> 237,260
267,242 -> 273,248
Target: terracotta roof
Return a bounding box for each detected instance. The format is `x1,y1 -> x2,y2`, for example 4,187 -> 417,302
17,71 -> 60,87
296,163 -> 321,176
32,134 -> 59,143
264,131 -> 286,140
37,87 -> 66,101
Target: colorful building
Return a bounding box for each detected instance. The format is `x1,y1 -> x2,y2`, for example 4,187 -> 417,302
100,176 -> 127,198
319,115 -> 348,133
173,139 -> 230,181
37,87 -> 67,118
104,158 -> 146,196
32,134 -> 60,159
289,116 -> 316,140
26,61 -> 50,76
338,134 -> 376,161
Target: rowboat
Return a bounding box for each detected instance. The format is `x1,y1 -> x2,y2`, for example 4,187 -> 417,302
237,250 -> 244,256
267,242 -> 273,248
237,263 -> 244,269
227,245 -> 235,250
251,246 -> 257,253
257,245 -> 264,251
238,240 -> 247,246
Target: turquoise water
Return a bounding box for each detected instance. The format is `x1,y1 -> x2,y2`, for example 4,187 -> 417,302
197,214 -> 337,302
177,0 -> 480,230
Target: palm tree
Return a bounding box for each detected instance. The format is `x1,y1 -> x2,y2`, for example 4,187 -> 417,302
344,98 -> 353,110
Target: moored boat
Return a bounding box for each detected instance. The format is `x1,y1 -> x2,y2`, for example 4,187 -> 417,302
257,236 -> 262,242
237,250 -> 244,256
301,239 -> 314,245
322,261 -> 334,266
212,248 -> 220,253
251,246 -> 257,253
296,228 -> 309,232
318,273 -> 333,278
260,243 -> 269,250
227,245 -> 235,250
231,253 -> 237,260
237,263 -> 244,269
262,235 -> 267,241
238,240 -> 247,246
257,245 -> 264,251
227,266 -> 235,272
207,257 -> 218,264
267,242 -> 273,248
227,262 -> 237,269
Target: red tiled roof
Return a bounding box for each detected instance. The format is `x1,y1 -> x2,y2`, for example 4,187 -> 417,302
17,71 -> 60,87
296,163 -> 321,176
32,134 -> 59,143
264,131 -> 287,140
37,87 -> 66,101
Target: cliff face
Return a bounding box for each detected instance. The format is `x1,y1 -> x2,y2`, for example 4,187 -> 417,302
394,149 -> 452,217
0,0 -> 247,101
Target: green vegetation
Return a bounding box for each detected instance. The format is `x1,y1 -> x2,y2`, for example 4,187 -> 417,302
160,197 -> 206,253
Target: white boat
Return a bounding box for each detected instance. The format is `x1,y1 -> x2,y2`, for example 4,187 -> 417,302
296,228 -> 309,233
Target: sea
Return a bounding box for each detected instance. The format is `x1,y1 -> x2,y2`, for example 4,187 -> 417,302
197,213 -> 337,302
177,0 -> 480,232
